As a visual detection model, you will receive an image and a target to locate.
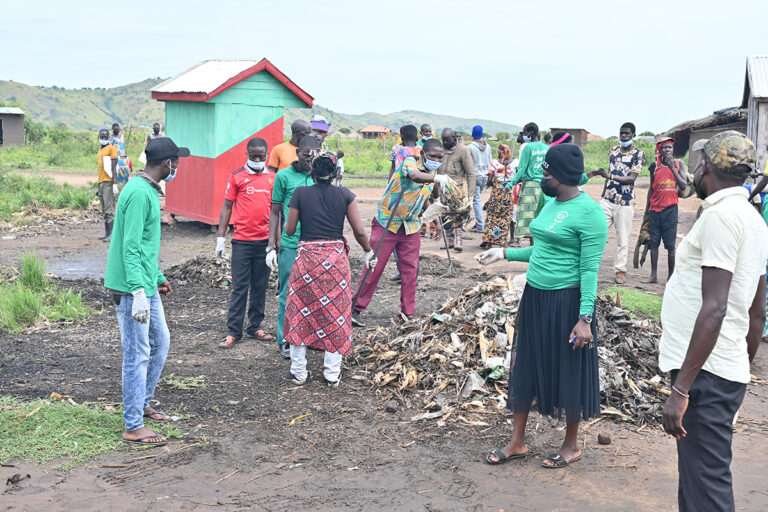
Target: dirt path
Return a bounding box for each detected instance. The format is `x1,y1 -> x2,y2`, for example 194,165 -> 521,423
3,177 -> 767,511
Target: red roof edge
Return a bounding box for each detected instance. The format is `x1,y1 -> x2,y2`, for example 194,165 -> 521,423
151,58 -> 314,107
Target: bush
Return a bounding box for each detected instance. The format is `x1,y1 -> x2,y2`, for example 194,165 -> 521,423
0,283 -> 43,331
19,252 -> 48,292
0,171 -> 93,221
24,118 -> 46,144
495,132 -> 509,140
340,127 -> 351,134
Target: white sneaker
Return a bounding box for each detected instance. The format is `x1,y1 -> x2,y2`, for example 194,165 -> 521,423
285,371 -> 309,386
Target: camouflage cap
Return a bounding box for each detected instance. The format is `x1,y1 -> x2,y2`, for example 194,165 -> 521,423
692,130 -> 756,175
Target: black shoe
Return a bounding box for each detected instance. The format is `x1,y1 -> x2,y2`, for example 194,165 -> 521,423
351,311 -> 365,327
284,371 -> 308,386
398,312 -> 413,323
98,221 -> 111,240
279,344 -> 291,359
389,271 -> 401,282
323,375 -> 340,388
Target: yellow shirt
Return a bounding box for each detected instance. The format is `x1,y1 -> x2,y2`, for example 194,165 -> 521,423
268,142 -> 298,172
98,145 -> 118,183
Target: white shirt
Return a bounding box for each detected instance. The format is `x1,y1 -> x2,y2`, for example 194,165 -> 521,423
659,186 -> 768,383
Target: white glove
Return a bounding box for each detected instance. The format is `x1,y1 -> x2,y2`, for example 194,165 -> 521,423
215,237 -> 226,259
266,248 -> 278,271
113,184 -> 119,195
475,248 -> 505,265
364,250 -> 378,270
433,174 -> 457,192
131,289 -> 150,324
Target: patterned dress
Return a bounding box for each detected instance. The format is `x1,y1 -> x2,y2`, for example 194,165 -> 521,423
483,160 -> 520,246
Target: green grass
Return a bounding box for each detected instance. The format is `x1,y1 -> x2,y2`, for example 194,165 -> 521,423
0,170 -> 93,221
604,287 -> 663,322
0,396 -> 183,469
160,374 -> 205,390
0,253 -> 92,333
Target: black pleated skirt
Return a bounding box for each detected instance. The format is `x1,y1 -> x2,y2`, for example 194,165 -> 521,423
508,284 -> 600,422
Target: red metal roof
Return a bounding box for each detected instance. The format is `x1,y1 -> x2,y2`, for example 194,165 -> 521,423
151,59 -> 313,106
360,125 -> 390,133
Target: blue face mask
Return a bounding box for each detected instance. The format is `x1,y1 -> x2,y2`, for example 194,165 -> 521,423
523,136 -> 531,143
424,159 -> 441,171
163,161 -> 178,182
619,139 -> 633,148
247,160 -> 265,172
422,136 -> 431,141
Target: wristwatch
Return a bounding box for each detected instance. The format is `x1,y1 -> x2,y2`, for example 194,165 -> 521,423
579,314 -> 593,324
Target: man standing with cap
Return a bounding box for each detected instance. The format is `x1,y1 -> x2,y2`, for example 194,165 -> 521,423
104,136 -> 190,447
659,131 -> 768,511
268,119 -> 311,172
469,125 -> 492,233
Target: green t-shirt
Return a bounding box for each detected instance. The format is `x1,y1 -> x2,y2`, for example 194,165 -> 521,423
505,192 -> 608,315
272,163 -> 314,249
510,141 -> 548,186
104,177 -> 166,295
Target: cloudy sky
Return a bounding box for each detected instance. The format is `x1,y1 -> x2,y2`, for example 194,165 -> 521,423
2,0 -> 766,135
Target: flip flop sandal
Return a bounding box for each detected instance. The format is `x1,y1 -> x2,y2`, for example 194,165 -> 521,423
485,449 -> 527,465
541,453 -> 581,469
121,432 -> 167,447
143,410 -> 171,422
247,329 -> 274,341
219,335 -> 240,348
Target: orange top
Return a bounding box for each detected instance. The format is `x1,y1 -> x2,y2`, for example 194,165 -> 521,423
268,141 -> 298,172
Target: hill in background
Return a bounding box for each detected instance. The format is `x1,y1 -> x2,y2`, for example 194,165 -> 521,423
0,79 -> 521,135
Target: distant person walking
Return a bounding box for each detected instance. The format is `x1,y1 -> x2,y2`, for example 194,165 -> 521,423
268,119 -> 311,172
469,125 -> 492,233
507,122 -> 548,245
481,144 -> 519,248
439,128 -> 475,251
595,122 -> 645,284
109,123 -> 130,183
641,136 -> 688,284
144,123 -> 163,147
283,151 -> 375,386
268,135 -> 320,358
104,136 -> 190,447
659,132 -> 768,512
216,138 -> 275,348
96,128 -> 119,242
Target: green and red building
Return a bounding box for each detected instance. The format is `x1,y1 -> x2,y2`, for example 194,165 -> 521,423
151,59 -> 313,224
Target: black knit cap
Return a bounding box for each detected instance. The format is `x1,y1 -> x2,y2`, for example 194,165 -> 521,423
541,143 -> 584,186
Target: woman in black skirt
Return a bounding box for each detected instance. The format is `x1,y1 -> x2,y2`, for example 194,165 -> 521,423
477,144 -> 608,468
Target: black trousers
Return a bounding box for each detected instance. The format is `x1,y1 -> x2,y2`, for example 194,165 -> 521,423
672,370 -> 746,512
227,239 -> 269,339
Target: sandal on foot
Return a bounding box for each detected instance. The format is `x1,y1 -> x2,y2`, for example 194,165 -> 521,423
143,409 -> 171,422
485,449 -> 527,465
121,431 -> 167,447
247,329 -> 274,341
219,335 -> 240,348
541,453 -> 581,468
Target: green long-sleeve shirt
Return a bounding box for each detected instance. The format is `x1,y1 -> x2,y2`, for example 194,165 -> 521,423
504,192 -> 608,315
509,141 -> 548,186
104,177 -> 166,295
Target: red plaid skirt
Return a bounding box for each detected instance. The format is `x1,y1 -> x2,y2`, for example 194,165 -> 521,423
284,239 -> 352,354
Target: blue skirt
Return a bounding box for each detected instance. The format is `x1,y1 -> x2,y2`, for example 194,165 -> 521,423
508,284 -> 600,422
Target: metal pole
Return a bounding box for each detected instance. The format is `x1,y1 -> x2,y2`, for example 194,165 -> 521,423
437,217 -> 455,276
351,188 -> 406,311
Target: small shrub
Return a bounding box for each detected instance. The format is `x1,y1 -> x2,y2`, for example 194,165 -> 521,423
19,253 -> 48,292
0,283 -> 43,332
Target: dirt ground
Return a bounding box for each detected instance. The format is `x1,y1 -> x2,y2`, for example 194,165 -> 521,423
2,177 -> 768,511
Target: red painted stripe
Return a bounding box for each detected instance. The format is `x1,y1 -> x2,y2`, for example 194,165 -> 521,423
151,58 -> 314,106
164,116 -> 285,225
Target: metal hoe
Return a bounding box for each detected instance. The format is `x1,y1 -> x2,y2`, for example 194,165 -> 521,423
437,217 -> 455,276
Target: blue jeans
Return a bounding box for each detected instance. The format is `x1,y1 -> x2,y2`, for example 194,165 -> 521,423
473,175 -> 488,230
115,292 -> 170,431
277,245 -> 298,346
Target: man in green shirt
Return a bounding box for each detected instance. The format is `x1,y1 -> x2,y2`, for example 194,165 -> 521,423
104,137 -> 189,447
268,135 -> 320,358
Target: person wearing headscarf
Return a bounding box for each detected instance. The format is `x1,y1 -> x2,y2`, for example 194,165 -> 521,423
478,144 -> 608,469
639,136 -> 688,284
282,151 -> 375,386
506,122 -> 548,245
481,144 -> 520,248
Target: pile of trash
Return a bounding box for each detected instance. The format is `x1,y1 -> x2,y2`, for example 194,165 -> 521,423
165,256 -> 232,287
351,275 -> 668,426
420,183 -> 473,228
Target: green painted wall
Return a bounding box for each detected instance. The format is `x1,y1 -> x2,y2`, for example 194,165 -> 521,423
213,104 -> 283,156
210,72 -> 307,108
165,101 -> 217,158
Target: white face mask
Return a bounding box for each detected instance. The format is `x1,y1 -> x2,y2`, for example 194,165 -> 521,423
99,139 -> 110,146
246,160 -> 265,172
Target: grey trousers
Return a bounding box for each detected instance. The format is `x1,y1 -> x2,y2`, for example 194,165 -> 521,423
97,181 -> 115,223
672,370 -> 746,512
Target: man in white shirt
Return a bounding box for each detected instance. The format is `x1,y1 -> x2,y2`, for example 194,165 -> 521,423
659,131 -> 768,512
